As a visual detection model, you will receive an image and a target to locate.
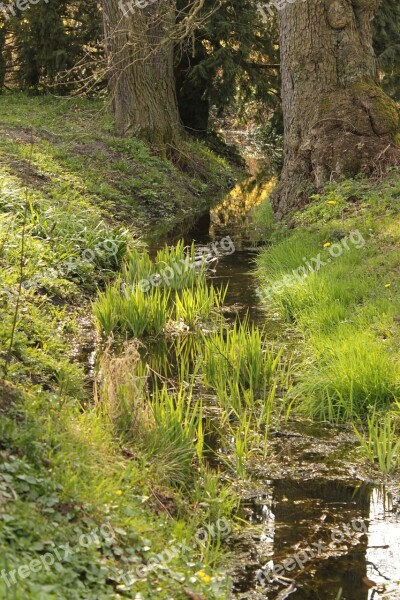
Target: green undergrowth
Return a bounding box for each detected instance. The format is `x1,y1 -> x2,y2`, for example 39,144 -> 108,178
91,241 -> 293,481
0,94 -> 244,598
255,170 -> 400,472
97,317 -> 292,486
0,383 -> 232,599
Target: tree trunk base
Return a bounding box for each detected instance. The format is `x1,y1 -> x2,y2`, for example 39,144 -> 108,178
273,82 -> 400,219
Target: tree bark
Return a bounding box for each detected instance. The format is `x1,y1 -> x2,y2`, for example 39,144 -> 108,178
102,0 -> 182,149
273,0 -> 400,219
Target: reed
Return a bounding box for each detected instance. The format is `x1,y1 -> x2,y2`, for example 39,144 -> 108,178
174,281 -> 227,328
145,382 -> 203,487
201,320 -> 282,398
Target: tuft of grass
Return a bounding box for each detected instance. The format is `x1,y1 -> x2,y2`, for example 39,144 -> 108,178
93,242 -> 227,339
354,411 -> 400,474
145,383 -> 203,488
174,281 -> 227,328
201,320 -> 283,409
297,332 -> 400,422
98,342 -> 203,489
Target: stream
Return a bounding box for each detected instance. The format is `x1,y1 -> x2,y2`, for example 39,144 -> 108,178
176,183 -> 400,600
85,176 -> 400,600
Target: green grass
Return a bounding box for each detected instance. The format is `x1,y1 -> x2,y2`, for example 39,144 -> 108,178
256,171 -> 400,441
0,386 -> 232,599
93,242 -> 227,339
200,320 -> 284,411
95,310 -> 292,482
354,410 -> 400,474
0,94 -> 241,599
0,93 -> 236,239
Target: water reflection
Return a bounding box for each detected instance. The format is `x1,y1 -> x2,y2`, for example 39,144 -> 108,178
366,488 -> 400,598
208,177 -> 275,251
187,177 -> 274,325
234,479 -> 400,599
144,175 -> 400,599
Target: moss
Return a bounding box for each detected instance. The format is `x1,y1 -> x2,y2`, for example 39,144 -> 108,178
0,93 -> 240,240
353,81 -> 399,136
319,89 -> 348,115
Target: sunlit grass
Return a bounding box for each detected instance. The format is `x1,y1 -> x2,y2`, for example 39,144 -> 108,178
297,331 -> 400,422
200,320 -> 284,409
93,242 -> 227,339
256,193 -> 400,423
354,411 -> 400,474
174,281 -> 227,328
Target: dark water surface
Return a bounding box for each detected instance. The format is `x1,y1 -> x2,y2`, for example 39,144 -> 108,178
233,479 -> 400,599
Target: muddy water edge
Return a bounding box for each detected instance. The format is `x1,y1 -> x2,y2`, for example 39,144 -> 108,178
146,187 -> 400,600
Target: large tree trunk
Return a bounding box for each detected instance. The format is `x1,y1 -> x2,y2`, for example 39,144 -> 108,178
273,0 -> 400,219
102,0 -> 182,149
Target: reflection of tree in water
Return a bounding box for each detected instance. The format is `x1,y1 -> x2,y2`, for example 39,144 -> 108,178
209,177 -> 275,250
271,479 -> 373,600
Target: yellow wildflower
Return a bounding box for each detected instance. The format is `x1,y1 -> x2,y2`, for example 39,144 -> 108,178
385,283 -> 391,288
197,570 -> 211,583
323,242 -> 331,248
116,490 -> 123,496
327,201 -> 337,205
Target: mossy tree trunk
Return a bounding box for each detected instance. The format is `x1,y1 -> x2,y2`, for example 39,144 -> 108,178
273,0 -> 400,218
102,0 -> 182,149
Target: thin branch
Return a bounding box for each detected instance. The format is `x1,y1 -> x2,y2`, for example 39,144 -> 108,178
3,130 -> 33,377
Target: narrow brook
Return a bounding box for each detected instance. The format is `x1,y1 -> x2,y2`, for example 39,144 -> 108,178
151,181 -> 400,599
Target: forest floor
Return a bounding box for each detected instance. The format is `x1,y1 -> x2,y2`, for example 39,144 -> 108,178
0,94 -> 400,600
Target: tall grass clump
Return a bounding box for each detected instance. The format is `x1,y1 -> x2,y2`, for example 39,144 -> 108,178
145,383 -> 203,487
155,241 -> 203,290
98,344 -> 202,487
123,247 -> 154,285
174,281 -> 227,328
124,241 -> 204,291
93,283 -> 170,337
97,342 -> 151,442
94,241 -> 227,339
256,205 -> 400,424
200,320 -> 284,418
296,331 -> 400,422
354,411 -> 400,474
